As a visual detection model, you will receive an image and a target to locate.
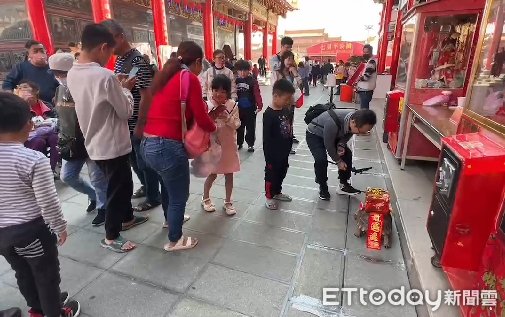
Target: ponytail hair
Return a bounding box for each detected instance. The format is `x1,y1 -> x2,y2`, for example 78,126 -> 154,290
151,41 -> 204,93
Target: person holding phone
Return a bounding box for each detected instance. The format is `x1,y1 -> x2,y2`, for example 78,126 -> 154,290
101,19 -> 162,212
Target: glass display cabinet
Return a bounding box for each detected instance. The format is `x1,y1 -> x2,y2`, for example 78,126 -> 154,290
387,0 -> 485,167
462,0 -> 505,138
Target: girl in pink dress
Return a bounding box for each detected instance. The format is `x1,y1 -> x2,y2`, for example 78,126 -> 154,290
202,75 -> 241,215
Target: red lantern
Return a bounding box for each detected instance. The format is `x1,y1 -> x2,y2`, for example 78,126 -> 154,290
183,0 -> 188,5
196,3 -> 202,10
189,2 -> 195,8
214,11 -> 218,17
219,14 -> 225,19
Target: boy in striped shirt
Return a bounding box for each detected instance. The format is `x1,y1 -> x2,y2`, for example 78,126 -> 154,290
0,93 -> 80,317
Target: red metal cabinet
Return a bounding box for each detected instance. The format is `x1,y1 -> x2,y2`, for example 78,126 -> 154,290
427,133 -> 505,272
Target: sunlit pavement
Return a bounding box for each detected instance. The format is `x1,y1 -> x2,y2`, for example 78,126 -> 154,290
0,86 -> 416,317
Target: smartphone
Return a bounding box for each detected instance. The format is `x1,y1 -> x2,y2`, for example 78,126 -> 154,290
128,66 -> 139,79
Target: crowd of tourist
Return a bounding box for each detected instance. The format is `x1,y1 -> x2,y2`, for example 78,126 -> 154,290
0,18 -> 378,317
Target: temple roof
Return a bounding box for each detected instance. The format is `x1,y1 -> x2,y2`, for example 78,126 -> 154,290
259,0 -> 297,16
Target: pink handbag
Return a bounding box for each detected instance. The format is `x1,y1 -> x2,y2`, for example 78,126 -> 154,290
180,69 -> 210,159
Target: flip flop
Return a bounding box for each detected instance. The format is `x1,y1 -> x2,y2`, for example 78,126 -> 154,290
100,236 -> 135,253
163,214 -> 190,229
121,215 -> 149,231
164,236 -> 198,252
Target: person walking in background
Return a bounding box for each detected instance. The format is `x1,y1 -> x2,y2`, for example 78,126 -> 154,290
356,44 -> 377,109
321,59 -> 334,86
0,92 -> 81,317
297,62 -> 309,96
304,56 -> 312,94
49,52 -> 108,226
311,61 -> 321,86
263,79 -> 295,210
101,19 -> 161,212
68,23 -> 148,253
141,41 -> 217,251
2,40 -> 59,105
258,55 -> 266,77
202,49 -> 237,101
202,75 -> 241,216
235,59 -> 263,152
335,60 -> 345,95
252,64 -> 259,79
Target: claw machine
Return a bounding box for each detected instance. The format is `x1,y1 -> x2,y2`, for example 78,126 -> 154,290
385,0 -> 485,166
426,0 -> 505,314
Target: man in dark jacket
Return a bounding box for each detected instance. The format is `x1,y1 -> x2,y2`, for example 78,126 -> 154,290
306,109 -> 377,200
2,40 -> 59,104
258,55 -> 266,77
311,61 -> 321,86
321,59 -> 334,85
49,53 -> 108,226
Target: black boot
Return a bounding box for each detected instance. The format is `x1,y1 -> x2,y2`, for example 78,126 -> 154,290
319,184 -> 331,200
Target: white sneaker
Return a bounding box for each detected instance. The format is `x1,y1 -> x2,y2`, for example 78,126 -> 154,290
273,193 -> 293,202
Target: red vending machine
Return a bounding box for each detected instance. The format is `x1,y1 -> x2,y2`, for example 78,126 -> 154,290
427,132 -> 505,270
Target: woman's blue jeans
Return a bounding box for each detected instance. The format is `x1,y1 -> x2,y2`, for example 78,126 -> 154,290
140,137 -> 190,242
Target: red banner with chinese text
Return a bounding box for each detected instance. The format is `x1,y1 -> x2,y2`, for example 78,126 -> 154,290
366,213 -> 383,250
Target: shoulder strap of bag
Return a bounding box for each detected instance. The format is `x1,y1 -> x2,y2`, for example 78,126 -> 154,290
328,110 -> 342,132
212,66 -> 216,77
180,69 -> 191,143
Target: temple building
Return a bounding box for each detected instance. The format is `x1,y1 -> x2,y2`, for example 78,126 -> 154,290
0,0 -> 295,79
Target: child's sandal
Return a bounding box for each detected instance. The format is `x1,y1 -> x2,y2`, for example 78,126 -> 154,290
223,201 -> 237,216
202,198 -> 216,212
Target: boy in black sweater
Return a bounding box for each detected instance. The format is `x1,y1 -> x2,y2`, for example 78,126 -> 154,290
235,60 -> 264,152
263,79 -> 296,210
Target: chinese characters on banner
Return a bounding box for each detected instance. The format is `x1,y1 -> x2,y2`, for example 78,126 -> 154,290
320,41 -> 354,52
366,213 -> 383,250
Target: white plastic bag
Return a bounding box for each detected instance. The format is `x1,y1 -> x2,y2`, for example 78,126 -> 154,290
190,133 -> 222,178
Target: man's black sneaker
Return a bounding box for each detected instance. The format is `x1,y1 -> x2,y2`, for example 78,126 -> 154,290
92,209 -> 105,226
319,187 -> 331,200
61,300 -> 80,317
61,291 -> 69,306
247,146 -> 255,153
238,144 -> 243,150
292,137 -> 300,144
86,200 -> 96,213
290,149 -> 296,155
336,183 -> 361,196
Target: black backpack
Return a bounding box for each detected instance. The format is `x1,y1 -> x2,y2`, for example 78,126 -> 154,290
304,103 -> 341,128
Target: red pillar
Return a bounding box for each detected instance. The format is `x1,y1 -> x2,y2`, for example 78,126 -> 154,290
271,25 -> 277,56
390,10 -> 402,86
244,13 -> 252,60
262,22 -> 268,62
151,0 -> 169,66
378,0 -> 393,73
90,0 -> 114,70
203,0 -> 214,60
25,0 -> 54,55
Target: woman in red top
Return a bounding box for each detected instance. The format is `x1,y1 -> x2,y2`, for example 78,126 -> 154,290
141,41 -> 217,252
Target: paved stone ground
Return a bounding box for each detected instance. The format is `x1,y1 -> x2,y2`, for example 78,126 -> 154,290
0,86 -> 416,317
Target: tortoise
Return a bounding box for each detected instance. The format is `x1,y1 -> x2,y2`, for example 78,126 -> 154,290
354,205 -> 393,249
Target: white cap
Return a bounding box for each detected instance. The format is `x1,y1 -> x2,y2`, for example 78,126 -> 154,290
49,53 -> 75,72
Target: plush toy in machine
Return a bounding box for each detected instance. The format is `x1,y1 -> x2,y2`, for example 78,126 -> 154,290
354,187 -> 393,249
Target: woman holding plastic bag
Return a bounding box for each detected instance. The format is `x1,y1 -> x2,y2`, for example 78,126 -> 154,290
198,75 -> 241,216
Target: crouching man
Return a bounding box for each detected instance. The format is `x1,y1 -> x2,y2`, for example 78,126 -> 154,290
306,108 -> 377,200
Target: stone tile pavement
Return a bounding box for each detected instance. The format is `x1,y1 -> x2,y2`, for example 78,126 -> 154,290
0,86 -> 416,317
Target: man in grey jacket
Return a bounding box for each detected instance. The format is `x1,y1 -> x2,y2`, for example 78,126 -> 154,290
306,109 -> 377,200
